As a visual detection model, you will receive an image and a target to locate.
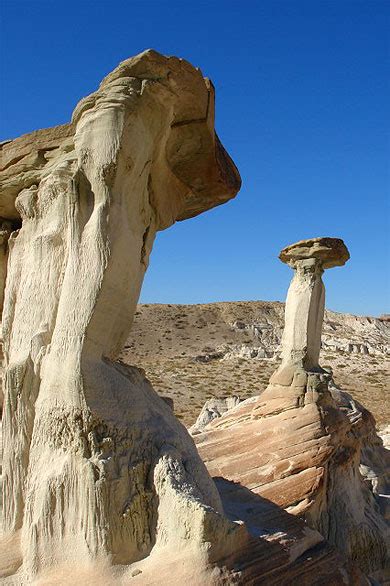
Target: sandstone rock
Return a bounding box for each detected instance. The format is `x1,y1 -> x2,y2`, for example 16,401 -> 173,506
379,315 -> 390,323
279,236 -> 350,269
379,425 -> 390,449
276,237 -> 349,374
222,344 -> 271,360
0,220 -> 12,313
195,238 -> 389,577
0,410 -> 369,585
0,220 -> 12,414
0,52 -> 240,225
161,396 -> 174,410
0,52 -> 374,585
0,50 -> 243,583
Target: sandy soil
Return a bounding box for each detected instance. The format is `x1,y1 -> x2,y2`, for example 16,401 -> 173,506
120,301 -> 390,427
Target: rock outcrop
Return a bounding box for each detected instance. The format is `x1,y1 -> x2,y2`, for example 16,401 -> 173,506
195,238 -> 389,578
379,425 -> 390,449
190,395 -> 243,435
0,52 -> 375,585
0,50 -> 246,583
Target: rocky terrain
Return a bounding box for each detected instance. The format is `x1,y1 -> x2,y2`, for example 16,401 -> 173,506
192,237 -> 389,581
1,50 -> 388,585
121,300 -> 390,426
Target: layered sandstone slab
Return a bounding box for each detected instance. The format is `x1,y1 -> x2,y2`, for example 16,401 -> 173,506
195,378 -> 389,574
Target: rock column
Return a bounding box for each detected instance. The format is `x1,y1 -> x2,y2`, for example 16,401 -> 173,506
196,238 -> 389,577
271,237 -> 350,384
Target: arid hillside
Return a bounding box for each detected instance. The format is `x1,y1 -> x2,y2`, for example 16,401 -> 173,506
121,301 -> 390,426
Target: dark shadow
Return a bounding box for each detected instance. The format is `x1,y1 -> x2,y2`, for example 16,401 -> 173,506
214,476 -> 310,538
212,477 -> 365,585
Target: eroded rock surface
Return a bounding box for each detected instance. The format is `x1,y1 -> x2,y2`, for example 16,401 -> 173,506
195,238 -> 389,578
190,395 -> 243,435
0,54 -> 375,585
0,220 -> 12,413
0,50 -> 245,582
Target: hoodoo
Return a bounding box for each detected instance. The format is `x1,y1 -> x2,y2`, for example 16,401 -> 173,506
0,52 -> 384,584
195,237 -> 389,578
276,237 -> 350,376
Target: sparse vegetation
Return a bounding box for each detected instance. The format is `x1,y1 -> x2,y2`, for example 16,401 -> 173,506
119,301 -> 389,426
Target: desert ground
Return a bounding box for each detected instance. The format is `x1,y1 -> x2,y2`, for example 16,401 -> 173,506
121,300 -> 390,427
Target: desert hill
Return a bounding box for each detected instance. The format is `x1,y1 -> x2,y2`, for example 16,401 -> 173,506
122,300 -> 390,426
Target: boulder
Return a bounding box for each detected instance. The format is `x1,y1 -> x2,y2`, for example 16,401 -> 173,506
190,395 -> 242,434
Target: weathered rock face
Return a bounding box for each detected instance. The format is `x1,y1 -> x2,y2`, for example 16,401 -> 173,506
195,238 -> 389,577
1,55 -> 240,224
379,425 -> 390,449
0,221 -> 12,313
0,220 -> 12,413
0,53 -> 375,585
0,50 -> 244,581
332,385 -> 390,523
276,237 -> 349,373
190,395 -> 243,435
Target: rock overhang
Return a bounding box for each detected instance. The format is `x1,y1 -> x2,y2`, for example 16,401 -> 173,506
0,49 -> 241,225
279,237 -> 350,269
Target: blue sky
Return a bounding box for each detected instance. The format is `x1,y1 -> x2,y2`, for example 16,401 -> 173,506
1,0 -> 389,315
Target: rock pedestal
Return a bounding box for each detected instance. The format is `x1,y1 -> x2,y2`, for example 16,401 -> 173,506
195,237 -> 389,577
274,237 -> 350,378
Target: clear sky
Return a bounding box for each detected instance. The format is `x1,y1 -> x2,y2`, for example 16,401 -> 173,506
1,0 -> 389,316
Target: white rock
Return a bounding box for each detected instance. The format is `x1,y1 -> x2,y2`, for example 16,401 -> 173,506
0,50 -> 241,582
190,395 -> 242,434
